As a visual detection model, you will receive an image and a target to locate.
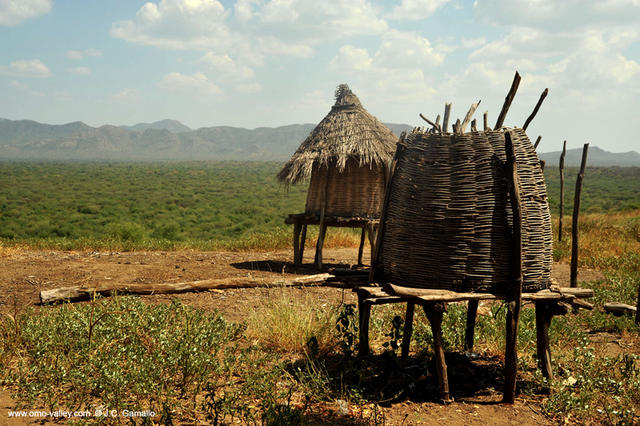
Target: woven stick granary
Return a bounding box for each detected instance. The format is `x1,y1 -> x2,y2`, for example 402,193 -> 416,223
377,127 -> 553,293
278,84 -> 397,218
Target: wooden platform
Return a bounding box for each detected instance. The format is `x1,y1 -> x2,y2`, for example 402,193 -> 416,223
285,213 -> 378,268
353,284 -> 594,402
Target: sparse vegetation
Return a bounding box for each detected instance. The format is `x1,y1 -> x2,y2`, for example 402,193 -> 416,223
0,162 -> 638,424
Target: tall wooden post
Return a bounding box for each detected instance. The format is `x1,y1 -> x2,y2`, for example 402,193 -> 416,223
570,144 -> 589,288
503,131 -> 523,404
636,283 -> 640,325
315,164 -> 332,270
495,71 -> 521,130
558,140 -> 566,242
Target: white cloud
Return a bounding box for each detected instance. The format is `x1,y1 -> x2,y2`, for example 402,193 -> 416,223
389,0 -> 450,20
158,71 -> 222,95
0,59 -> 51,78
68,66 -> 90,75
373,29 -> 443,68
111,0 -> 387,61
329,45 -> 372,71
0,0 -> 51,26
110,88 -> 140,101
110,0 -> 233,51
8,80 -> 44,96
66,48 -> 103,60
199,52 -> 255,80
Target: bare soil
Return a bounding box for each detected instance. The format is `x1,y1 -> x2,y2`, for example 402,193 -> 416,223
0,247 -> 618,425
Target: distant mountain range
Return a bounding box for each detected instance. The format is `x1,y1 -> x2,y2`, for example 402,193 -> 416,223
538,146 -> 640,167
0,117 -> 637,166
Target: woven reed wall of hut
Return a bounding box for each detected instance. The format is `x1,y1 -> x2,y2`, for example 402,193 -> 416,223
305,160 -> 386,218
379,127 -> 552,293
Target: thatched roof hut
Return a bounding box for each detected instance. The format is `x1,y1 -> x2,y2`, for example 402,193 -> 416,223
278,84 -> 397,218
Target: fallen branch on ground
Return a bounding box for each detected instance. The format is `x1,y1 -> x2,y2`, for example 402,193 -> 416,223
40,273 -> 333,304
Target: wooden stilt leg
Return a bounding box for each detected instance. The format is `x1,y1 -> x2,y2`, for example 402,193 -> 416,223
299,224 -> 307,264
357,227 -> 366,266
358,294 -> 371,358
535,301 -> 553,380
424,304 -> 450,402
367,222 -> 376,265
401,302 -> 415,360
503,300 -> 520,403
315,222 -> 327,270
464,300 -> 478,352
293,223 -> 302,265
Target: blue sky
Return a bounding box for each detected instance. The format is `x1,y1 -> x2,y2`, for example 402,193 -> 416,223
1,0 -> 639,152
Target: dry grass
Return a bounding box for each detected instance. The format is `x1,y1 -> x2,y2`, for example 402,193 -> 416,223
245,288 -> 340,356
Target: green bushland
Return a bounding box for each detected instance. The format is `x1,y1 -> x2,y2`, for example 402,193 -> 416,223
0,162 -> 638,251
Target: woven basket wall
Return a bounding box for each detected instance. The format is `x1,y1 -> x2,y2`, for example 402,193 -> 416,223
305,159 -> 386,218
379,128 -> 552,293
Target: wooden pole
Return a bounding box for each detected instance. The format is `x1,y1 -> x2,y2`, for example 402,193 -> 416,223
370,135 -> 405,283
419,113 -> 441,132
357,226 -> 366,266
636,283 -> 640,325
464,300 -> 478,352
533,135 -> 542,150
435,114 -> 441,132
299,224 -> 307,263
570,143 -> 589,288
522,88 -> 549,131
315,164 -> 332,270
495,71 -> 521,130
424,304 -> 450,402
535,301 -> 553,379
461,100 -> 481,133
483,111 -> 489,131
503,131 -> 523,404
558,140 -> 566,242
293,222 -> 302,265
443,103 -> 452,133
470,119 -> 477,132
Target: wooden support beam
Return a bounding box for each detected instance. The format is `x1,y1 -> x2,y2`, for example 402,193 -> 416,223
535,301 -> 553,380
523,88 -> 549,131
559,140 -> 566,242
366,222 -> 376,265
483,111 -> 489,131
401,301 -> 415,360
571,143 -> 589,287
358,295 -> 372,358
299,224 -> 307,263
503,131 -> 524,404
443,103 -> 452,133
424,304 -> 450,402
357,226 -> 366,266
315,164 -> 332,270
293,222 -> 302,265
495,71 -> 521,130
464,300 -> 478,352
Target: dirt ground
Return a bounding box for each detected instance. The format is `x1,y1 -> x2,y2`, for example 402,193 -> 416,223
0,247 -> 616,425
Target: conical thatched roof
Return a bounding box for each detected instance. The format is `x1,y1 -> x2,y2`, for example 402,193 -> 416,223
277,84 -> 397,184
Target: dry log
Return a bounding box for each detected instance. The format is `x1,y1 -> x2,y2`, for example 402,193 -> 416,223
523,88 -> 548,131
570,143 -> 589,287
604,302 -> 637,317
40,273 -> 333,304
495,71 -> 521,129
